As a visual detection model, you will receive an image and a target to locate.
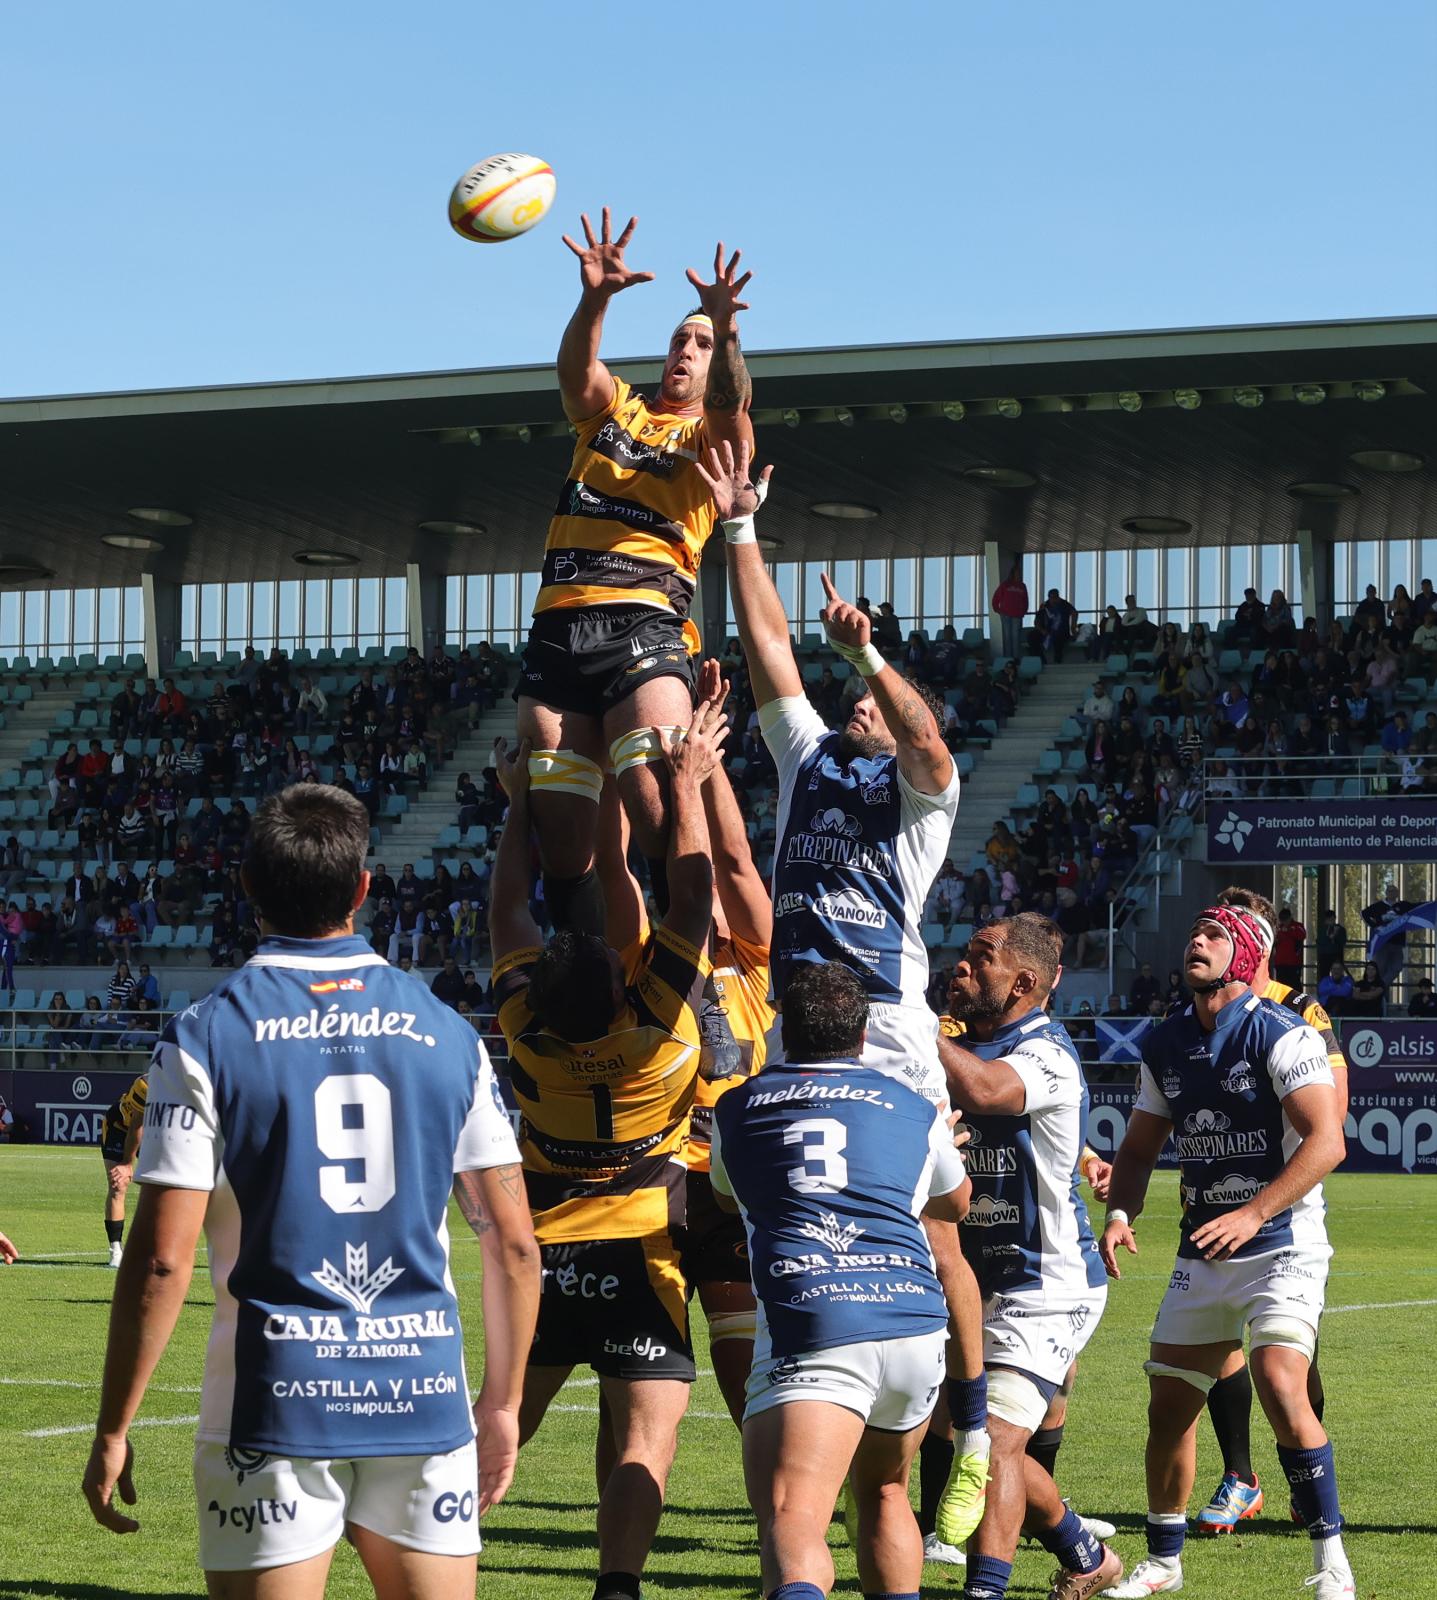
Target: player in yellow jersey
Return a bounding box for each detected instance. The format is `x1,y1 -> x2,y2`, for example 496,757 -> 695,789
1191,884 -> 1351,1535
490,688 -> 726,1600
598,660 -> 774,1428
98,1073 -> 147,1267
513,209 -> 757,939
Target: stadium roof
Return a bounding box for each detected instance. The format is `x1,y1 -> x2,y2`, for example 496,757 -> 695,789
1,315 -> 1434,590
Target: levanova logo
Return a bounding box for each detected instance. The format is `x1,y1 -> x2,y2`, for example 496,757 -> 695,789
812,889 -> 886,929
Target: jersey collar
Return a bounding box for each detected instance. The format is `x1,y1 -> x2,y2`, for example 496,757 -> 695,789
249,933 -> 387,971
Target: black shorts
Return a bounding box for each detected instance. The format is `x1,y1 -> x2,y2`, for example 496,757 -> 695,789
99,1108 -> 127,1164
513,606 -> 696,720
529,1234 -> 695,1380
681,1168 -> 751,1286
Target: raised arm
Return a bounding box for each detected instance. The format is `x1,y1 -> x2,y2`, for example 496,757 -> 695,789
659,692 -> 728,950
695,660 -> 772,951
596,772 -> 647,956
686,242 -> 755,456
695,441 -> 801,709
820,572 -> 954,796
556,209 -> 655,422
937,1031 -> 1026,1116
488,740 -> 543,960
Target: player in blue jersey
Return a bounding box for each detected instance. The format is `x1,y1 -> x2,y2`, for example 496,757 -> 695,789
83,784 -> 540,1600
937,913 -> 1122,1600
1098,906 -> 1352,1600
697,438 -> 990,1552
710,960 -> 970,1600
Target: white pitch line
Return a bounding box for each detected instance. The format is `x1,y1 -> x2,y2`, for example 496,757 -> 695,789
1326,1298 -> 1437,1314
26,1413 -> 199,1439
2,1376 -> 201,1394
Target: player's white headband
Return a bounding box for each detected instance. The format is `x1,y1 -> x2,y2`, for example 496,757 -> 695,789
673,312 -> 713,337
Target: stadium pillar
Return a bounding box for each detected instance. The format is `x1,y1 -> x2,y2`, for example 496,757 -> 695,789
1297,528 -> 1335,627
984,538 -> 1023,649
404,561 -> 448,654
696,558 -> 729,660
142,573 -> 182,676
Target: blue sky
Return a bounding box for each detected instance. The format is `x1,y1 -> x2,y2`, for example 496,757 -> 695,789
3,0 -> 1434,397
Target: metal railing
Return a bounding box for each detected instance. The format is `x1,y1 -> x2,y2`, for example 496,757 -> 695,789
1202,751 -> 1434,799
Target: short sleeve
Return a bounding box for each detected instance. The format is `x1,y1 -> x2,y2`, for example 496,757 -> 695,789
927,1109 -> 967,1196
897,754 -> 962,823
134,1036 -> 221,1191
492,948 -> 539,1044
1133,1058 -> 1174,1120
1001,1037 -> 1081,1115
1265,1023 -> 1335,1100
453,1039 -> 522,1173
758,696 -> 827,790
637,923 -> 711,1040
573,375 -> 629,436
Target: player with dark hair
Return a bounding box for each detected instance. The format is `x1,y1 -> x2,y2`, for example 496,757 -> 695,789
710,961 -> 971,1600
699,438 -> 992,1557
1099,906 -> 1352,1599
490,689 -> 726,1600
98,1073 -> 148,1266
84,783 -> 540,1599
937,913 -> 1120,1600
1193,884 -> 1351,1535
513,209 -> 756,938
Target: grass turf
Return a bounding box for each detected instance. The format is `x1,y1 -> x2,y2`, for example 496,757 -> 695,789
0,1151 -> 1433,1598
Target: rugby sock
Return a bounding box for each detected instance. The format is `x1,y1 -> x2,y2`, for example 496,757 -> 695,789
1144,1512 -> 1186,1561
1037,1506 -> 1103,1574
1308,1356 -> 1326,1425
1025,1423 -> 1063,1477
593,1573 -> 643,1600
1277,1441 -> 1346,1569
917,1430 -> 955,1534
963,1553 -> 1012,1598
104,1220 -> 124,1246
545,868 -> 606,938
1205,1365 -> 1256,1483
947,1372 -> 988,1436
769,1585 -> 824,1600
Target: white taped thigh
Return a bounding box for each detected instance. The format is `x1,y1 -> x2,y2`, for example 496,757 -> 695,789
1143,1359 -> 1216,1395
986,1366 -> 1050,1431
1248,1313 -> 1317,1360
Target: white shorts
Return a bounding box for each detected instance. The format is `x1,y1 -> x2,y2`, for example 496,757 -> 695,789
745,1328 -> 947,1432
983,1286 -> 1107,1390
194,1439 -> 480,1571
764,1001 -> 948,1109
1150,1242 -> 1331,1348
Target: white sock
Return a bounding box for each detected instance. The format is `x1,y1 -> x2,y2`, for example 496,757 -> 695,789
1314,1533 -> 1348,1572
958,1428 -> 989,1456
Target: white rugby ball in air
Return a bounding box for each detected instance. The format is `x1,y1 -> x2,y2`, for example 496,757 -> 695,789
448,152 -> 556,244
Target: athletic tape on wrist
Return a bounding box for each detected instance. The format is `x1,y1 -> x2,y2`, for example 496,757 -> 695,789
827,637 -> 886,677
1107,1208 -> 1130,1227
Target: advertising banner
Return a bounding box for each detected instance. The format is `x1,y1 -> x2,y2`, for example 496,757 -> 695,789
0,1069 -> 137,1145
1207,798 -> 1437,863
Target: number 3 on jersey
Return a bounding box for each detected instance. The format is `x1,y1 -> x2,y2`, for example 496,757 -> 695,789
315,1074 -> 396,1213
784,1117 -> 848,1195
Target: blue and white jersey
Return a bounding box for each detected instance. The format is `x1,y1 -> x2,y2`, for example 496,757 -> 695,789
1136,993 -> 1333,1261
709,1061 -> 966,1356
762,696 -> 960,1007
952,1010 -> 1105,1301
135,934 -> 519,1459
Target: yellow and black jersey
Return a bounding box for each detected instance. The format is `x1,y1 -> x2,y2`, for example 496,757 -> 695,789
691,930 -> 773,1173
535,377 -> 715,640
1261,980 -> 1347,1076
117,1074 -> 148,1130
493,924 -> 709,1245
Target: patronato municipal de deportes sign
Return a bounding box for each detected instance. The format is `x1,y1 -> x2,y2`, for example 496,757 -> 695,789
1206,798 -> 1437,863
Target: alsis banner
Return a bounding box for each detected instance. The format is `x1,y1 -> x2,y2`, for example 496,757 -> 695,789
1207,798 -> 1437,863
0,1069 -> 136,1145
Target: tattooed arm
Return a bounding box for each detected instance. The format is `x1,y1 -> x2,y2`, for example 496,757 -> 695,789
686,242 -> 756,455
453,1161 -> 540,1511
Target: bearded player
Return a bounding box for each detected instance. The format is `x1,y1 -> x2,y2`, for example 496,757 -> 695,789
1192,885 -> 1350,1536
1099,907 -> 1352,1599
697,438 -> 991,1555
514,209 -> 755,937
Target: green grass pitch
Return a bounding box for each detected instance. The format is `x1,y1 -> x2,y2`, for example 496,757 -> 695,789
1,1150 -> 1433,1598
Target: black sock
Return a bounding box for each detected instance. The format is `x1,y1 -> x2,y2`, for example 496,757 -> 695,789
1309,1358 -> 1326,1426
105,1220 -> 124,1245
544,869 -> 606,937
593,1573 -> 642,1600
1026,1424 -> 1064,1479
1206,1367 -> 1255,1482
645,856 -> 670,917
918,1431 -> 955,1535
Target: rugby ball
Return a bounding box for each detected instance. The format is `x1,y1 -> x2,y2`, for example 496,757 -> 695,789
448,153 -> 556,244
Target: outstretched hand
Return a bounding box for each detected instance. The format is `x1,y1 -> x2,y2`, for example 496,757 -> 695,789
685,241 -> 752,326
819,573 -> 871,651
561,208 -> 656,299
663,688 -> 731,787
1099,1216 -> 1137,1279
494,737 -> 532,802
694,438 -> 773,523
